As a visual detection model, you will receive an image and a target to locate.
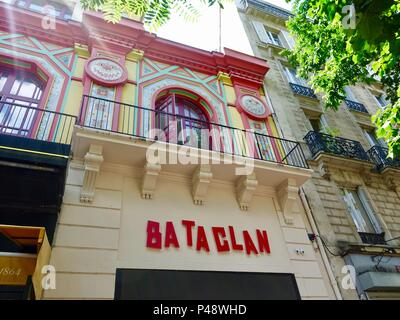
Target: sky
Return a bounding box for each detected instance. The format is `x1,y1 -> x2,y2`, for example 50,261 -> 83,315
152,0 -> 292,55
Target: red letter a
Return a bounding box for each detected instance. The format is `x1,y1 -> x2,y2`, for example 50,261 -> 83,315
196,226 -> 210,252
165,221 -> 180,248
243,230 -> 258,255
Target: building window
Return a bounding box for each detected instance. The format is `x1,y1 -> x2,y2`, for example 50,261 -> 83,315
15,0 -> 73,20
155,92 -> 209,148
252,21 -> 289,48
263,27 -> 283,47
0,67 -> 45,137
84,84 -> 116,131
344,86 -> 357,102
363,129 -> 386,148
283,67 -> 309,87
374,94 -> 389,109
341,188 -> 384,244
307,114 -> 328,133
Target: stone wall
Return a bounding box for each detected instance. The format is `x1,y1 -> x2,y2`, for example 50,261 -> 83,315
239,5 -> 400,300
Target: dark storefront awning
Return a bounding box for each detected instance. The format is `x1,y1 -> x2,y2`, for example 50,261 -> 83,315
115,269 -> 301,300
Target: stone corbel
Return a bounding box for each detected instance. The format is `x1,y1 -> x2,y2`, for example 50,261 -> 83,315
126,49 -> 144,62
276,178 -> 298,225
383,174 -> 400,197
236,173 -> 258,211
141,162 -> 161,199
361,169 -> 373,187
192,165 -> 213,205
317,162 -> 331,180
80,145 -> 104,203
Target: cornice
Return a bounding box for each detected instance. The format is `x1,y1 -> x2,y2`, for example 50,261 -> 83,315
246,0 -> 293,20
0,3 -> 87,47
0,5 -> 270,87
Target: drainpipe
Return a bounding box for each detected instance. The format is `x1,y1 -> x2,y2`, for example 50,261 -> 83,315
299,187 -> 343,300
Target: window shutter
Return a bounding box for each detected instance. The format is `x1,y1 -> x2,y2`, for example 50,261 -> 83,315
357,187 -> 382,234
281,30 -> 295,49
344,86 -> 357,102
284,67 -> 297,84
342,190 -> 365,232
319,114 -> 329,131
363,130 -> 377,147
252,21 -> 270,44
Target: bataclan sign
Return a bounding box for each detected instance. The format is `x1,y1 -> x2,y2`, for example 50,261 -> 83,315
146,220 -> 271,255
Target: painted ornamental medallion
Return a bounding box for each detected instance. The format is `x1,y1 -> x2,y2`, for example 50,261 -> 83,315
240,95 -> 269,119
85,57 -> 128,86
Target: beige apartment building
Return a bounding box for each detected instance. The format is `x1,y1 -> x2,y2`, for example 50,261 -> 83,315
237,0 -> 400,300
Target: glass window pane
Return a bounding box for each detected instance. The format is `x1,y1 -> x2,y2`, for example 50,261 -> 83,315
18,80 -> 37,98
0,75 -> 7,92
16,0 -> 27,7
341,189 -> 376,233
10,79 -> 21,95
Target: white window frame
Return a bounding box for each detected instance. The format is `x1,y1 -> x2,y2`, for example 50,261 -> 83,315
341,188 -> 382,234
252,21 -> 287,48
373,94 -> 389,109
284,67 -> 308,87
344,86 -> 358,102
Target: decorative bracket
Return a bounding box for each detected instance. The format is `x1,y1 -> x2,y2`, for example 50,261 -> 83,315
317,162 -> 331,180
383,173 -> 400,197
276,178 -> 299,225
141,162 -> 161,199
80,144 -> 104,203
361,169 -> 373,187
236,173 -> 258,211
192,165 -> 213,205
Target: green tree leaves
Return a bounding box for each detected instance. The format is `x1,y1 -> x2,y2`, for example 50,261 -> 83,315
285,0 -> 400,157
81,0 -> 230,29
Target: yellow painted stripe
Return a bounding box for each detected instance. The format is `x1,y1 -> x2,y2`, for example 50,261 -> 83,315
0,145 -> 69,159
268,117 -> 286,158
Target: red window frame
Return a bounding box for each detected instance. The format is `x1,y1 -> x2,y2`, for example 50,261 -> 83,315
155,93 -> 211,148
0,66 -> 46,138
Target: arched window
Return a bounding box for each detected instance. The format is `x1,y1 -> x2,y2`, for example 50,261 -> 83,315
155,91 -> 210,148
0,67 -> 45,136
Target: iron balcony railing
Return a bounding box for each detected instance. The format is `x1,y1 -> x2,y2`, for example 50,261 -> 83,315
78,95 -> 309,169
359,232 -> 386,246
0,101 -> 76,145
367,145 -> 400,171
304,131 -> 370,161
344,99 -> 369,114
289,83 -> 317,99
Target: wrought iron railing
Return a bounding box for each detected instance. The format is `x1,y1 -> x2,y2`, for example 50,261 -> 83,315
78,95 -> 309,169
0,101 -> 76,145
359,232 -> 386,245
344,99 -> 369,114
367,145 -> 400,171
304,131 -> 370,161
289,83 -> 317,99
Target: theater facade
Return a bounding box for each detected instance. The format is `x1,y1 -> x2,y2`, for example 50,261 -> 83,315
0,1 -> 337,299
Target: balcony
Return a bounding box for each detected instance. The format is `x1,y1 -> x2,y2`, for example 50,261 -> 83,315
344,99 -> 369,114
304,131 -> 370,161
367,145 -> 400,171
71,95 -> 313,203
289,83 -> 317,99
77,95 -> 308,169
0,101 -> 76,242
358,232 -> 386,245
0,102 -> 76,166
